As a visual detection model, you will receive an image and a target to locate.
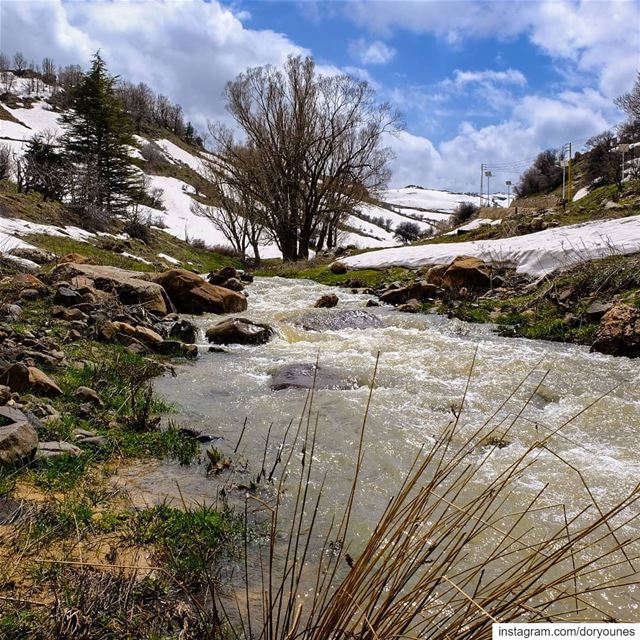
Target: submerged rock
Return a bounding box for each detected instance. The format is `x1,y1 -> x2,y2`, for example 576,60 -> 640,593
206,318 -> 273,345
314,294 -> 339,308
270,363 -> 357,391
296,309 -> 383,332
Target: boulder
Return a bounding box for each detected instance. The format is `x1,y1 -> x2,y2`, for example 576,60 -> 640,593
28,367 -> 63,396
10,273 -> 48,294
9,247 -> 54,264
49,263 -> 172,315
54,286 -> 82,307
36,441 -> 82,459
0,304 -> 22,322
379,282 -> 436,305
329,262 -> 348,275
153,269 -> 247,315
0,419 -> 38,465
270,363 -> 357,391
74,386 -> 102,405
0,363 -> 30,393
440,256 -> 491,290
314,294 -> 339,308
206,318 -> 273,345
591,303 -> 640,358
425,264 -> 448,287
398,299 -> 421,313
585,301 -> 613,322
221,277 -> 244,292
296,309 -> 383,332
207,266 -> 238,285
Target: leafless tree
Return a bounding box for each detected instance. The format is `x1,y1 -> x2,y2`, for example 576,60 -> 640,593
41,57 -> 56,84
0,70 -> 15,94
0,143 -> 14,180
193,151 -> 269,263
13,51 -> 26,75
208,55 -> 401,261
0,53 -> 9,71
616,71 -> 640,142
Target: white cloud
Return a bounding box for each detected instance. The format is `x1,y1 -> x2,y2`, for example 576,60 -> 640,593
349,38 -> 396,65
446,68 -> 527,88
0,0 -> 306,131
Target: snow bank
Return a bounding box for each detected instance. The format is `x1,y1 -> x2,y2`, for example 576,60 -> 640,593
156,139 -> 208,177
444,218 -> 501,235
341,215 -> 640,277
157,253 -> 180,265
3,101 -> 65,140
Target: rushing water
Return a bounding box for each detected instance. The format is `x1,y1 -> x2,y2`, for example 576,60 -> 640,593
125,276 -> 640,619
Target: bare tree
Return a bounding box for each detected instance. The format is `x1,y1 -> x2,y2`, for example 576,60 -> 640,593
616,71 -> 640,142
209,55 -> 401,261
41,57 -> 56,84
13,51 -> 26,75
0,53 -> 9,71
193,151 -> 269,263
0,143 -> 14,180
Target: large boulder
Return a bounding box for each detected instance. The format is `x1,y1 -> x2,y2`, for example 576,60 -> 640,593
440,256 -> 491,290
153,269 -> 247,315
0,363 -> 30,393
270,363 -> 357,391
0,417 -> 38,465
330,262 -> 348,275
28,367 -> 63,396
207,266 -> 238,286
379,282 -> 437,305
49,263 -> 172,315
206,317 -> 273,345
10,273 -> 48,294
296,309 -> 383,332
591,303 -> 640,358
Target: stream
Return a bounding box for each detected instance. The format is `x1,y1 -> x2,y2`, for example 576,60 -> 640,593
118,276 -> 640,620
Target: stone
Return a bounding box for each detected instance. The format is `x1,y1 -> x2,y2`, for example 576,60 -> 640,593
126,341 -> 147,355
270,363 -> 357,391
50,263 -> 171,315
239,272 -> 254,283
314,294 -> 339,308
11,273 -> 48,293
169,319 -> 198,343
207,266 -> 238,285
425,264 -> 448,287
27,367 -> 62,396
36,441 -> 82,459
296,309 -> 383,332
398,299 -> 421,313
0,385 -> 11,405
63,308 -> 88,322
206,317 -> 274,345
153,268 -> 247,315
0,363 -> 30,393
329,261 -> 347,275
221,277 -> 244,292
585,301 -> 613,322
132,326 -> 164,345
9,247 -> 54,264
54,286 -> 82,307
366,299 -> 380,307
0,304 -> 23,322
79,436 -> 110,448
19,288 -> 40,301
74,386 -> 102,405
440,256 -> 491,290
0,420 -> 38,465
154,340 -> 198,358
379,283 -> 424,305
591,303 -> 640,358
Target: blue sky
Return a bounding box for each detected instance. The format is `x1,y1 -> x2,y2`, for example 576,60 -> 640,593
1,0 -> 638,191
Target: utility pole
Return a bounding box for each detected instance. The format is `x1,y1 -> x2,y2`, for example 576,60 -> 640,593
480,163 -> 484,207
484,170 -> 492,207
506,180 -> 512,207
561,142 -> 571,205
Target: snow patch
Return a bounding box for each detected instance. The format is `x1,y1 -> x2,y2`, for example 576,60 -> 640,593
157,253 -> 180,265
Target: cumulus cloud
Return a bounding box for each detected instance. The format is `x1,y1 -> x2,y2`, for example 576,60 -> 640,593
0,0 -> 306,130
348,38 -> 396,65
445,68 -> 527,88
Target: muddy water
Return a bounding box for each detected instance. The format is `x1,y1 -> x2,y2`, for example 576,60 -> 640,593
130,277 -> 640,618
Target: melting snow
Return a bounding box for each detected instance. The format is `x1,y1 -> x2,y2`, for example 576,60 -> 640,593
157,253 -> 180,265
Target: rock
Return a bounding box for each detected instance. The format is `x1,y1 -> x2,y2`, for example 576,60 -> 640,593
563,313 -> 580,328
314,294 -> 339,308
207,266 -> 238,285
11,273 -> 48,294
0,363 -> 30,393
19,288 -> 41,301
28,367 -> 62,396
0,385 -> 11,405
97,320 -> 118,342
366,299 -> 380,307
0,419 -> 38,465
379,283 -> 423,305
591,303 -> 640,358
530,216 -> 547,232
398,299 -> 421,313
0,304 -> 23,322
153,269 -> 247,315
9,247 -> 54,264
169,319 -> 198,343
50,263 -> 172,315
54,286 -> 82,307
206,317 -> 273,345
63,308 -> 88,322
296,309 -> 383,332
221,277 -> 244,292
239,272 -> 254,283
329,261 -> 347,275
79,435 -> 110,448
36,441 -> 82,459
126,341 -> 147,355
425,264 -> 448,287
60,253 -> 95,264
270,363 -> 357,391
74,386 -> 102,405
154,340 -> 197,358
604,200 -> 622,210
585,301 -> 613,322
440,256 -> 491,290
132,326 -> 164,345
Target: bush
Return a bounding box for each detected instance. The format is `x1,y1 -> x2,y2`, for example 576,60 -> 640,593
515,149 -> 563,198
140,143 -> 169,168
394,221 -> 421,243
451,201 -> 478,226
0,143 -> 12,180
124,217 -> 152,244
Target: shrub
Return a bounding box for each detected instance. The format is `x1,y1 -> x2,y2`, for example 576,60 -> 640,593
394,221 -> 421,243
124,217 -> 152,244
451,201 -> 478,226
515,149 -> 563,198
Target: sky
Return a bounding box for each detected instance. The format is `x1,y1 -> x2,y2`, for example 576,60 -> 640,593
1,0 -> 638,191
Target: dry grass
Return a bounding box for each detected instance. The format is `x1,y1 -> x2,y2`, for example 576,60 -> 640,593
220,351 -> 639,639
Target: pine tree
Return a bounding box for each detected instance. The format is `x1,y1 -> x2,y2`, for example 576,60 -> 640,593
62,52 -> 140,227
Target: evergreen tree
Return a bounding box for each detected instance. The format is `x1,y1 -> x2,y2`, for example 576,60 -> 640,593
22,133 -> 69,200
61,52 -> 140,227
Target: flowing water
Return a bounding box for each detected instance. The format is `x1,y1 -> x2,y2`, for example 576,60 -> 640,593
122,276 -> 640,620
